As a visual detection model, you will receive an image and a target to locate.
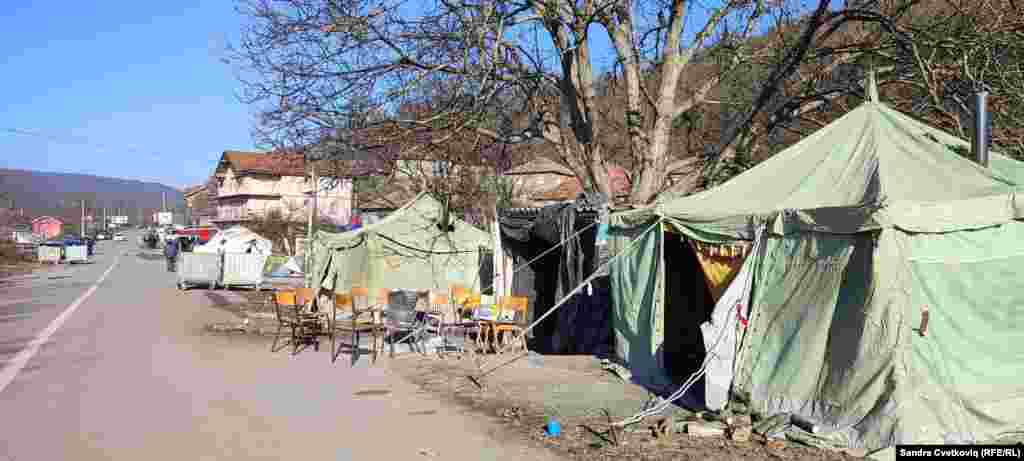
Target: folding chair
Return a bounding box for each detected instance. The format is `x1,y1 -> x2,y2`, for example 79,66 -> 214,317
494,296 -> 529,353
384,290 -> 425,358
330,292 -> 382,365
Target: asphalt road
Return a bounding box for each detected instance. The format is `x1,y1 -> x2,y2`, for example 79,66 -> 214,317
0,232 -> 560,461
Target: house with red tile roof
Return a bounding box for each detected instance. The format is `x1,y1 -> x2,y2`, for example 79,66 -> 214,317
503,157 -> 632,207
31,215 -> 63,240
210,151 -> 353,227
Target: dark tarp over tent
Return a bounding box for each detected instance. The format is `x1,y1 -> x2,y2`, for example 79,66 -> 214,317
499,199 -> 612,355
608,78 -> 1024,452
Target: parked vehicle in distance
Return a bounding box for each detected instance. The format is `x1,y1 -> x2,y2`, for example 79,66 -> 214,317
40,240 -> 67,261
94,232 -> 108,240
61,235 -> 94,256
177,227 -> 218,245
113,232 -> 126,241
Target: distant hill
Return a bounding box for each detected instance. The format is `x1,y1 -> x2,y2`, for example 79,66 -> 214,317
0,168 -> 185,225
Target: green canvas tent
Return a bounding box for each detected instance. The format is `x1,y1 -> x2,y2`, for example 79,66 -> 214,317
609,87 -> 1024,451
309,193 -> 493,302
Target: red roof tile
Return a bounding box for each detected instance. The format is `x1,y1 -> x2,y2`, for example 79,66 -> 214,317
216,151 -> 308,177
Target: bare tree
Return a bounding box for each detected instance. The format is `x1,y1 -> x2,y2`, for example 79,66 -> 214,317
881,0 -> 1024,157
343,105 -> 529,228
230,0 -> 804,205
709,0 -> 1024,184
247,201 -> 319,255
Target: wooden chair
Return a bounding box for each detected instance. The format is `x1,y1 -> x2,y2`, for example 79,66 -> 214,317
423,292 -> 451,356
449,285 -> 489,354
294,287 -> 324,348
450,284 -> 468,314
458,293 -> 491,353
295,287 -> 315,312
425,292 -> 448,321
494,296 -> 529,353
351,286 -> 371,311
349,287 -> 390,322
374,288 -> 391,312
330,292 -> 382,365
360,287 -> 390,353
271,290 -> 305,354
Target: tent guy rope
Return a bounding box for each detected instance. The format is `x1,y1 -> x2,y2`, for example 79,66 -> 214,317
469,220 -> 660,379
614,223 -> 766,428
388,217 -> 602,356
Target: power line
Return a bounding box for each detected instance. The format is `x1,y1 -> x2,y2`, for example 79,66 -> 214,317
0,127 -> 197,186
1,127 -> 165,161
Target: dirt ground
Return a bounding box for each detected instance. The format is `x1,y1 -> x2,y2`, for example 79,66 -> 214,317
390,353 -> 862,461
238,289 -> 275,313
217,288 -> 863,460
0,260 -> 41,280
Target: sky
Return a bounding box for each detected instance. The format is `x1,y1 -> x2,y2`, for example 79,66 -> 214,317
0,1 -> 256,190
0,1 -> 818,191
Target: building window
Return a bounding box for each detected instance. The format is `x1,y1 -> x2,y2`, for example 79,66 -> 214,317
432,160 -> 450,177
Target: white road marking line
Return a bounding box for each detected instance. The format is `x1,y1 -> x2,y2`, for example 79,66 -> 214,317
0,253 -> 122,394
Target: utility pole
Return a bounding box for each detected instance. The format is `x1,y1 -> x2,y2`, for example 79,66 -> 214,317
305,160 -> 318,288
80,199 -> 86,237
162,192 -> 167,212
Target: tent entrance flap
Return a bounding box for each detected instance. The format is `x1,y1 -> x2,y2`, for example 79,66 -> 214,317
663,232 -> 716,381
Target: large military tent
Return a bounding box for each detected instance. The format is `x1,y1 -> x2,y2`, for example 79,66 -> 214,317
309,193 -> 493,301
608,85 -> 1024,451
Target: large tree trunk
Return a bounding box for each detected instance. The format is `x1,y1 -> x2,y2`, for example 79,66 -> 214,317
540,0 -> 614,201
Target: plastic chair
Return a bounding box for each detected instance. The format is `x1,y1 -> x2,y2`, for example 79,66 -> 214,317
330,292 -> 381,365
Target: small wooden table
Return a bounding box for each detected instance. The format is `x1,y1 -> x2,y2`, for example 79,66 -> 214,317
476,319 -> 523,353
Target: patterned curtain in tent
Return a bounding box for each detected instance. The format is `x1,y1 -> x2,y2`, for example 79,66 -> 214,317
687,240 -> 752,302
